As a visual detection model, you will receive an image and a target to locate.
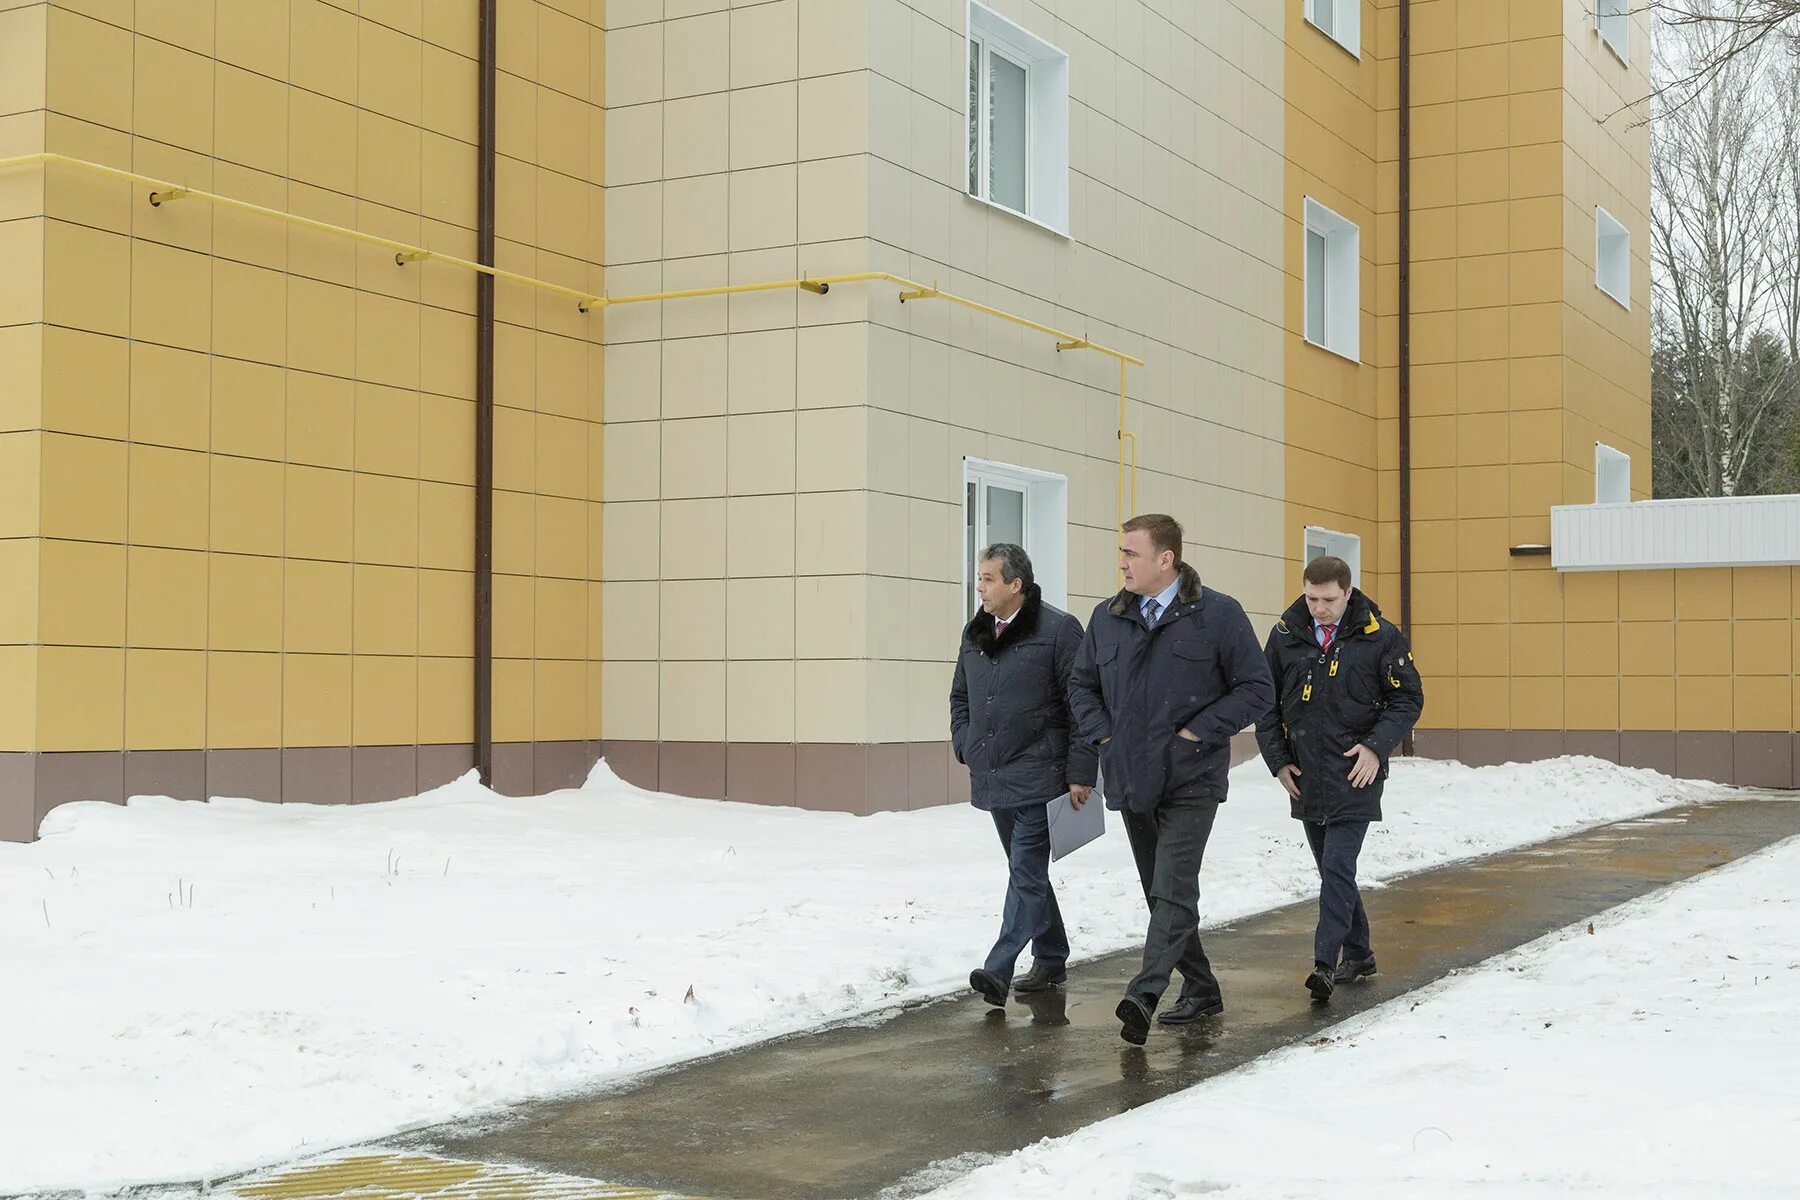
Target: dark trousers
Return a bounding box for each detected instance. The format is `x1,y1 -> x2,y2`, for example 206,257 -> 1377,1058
1305,819 -> 1372,967
1123,796 -> 1221,1007
983,804 -> 1068,983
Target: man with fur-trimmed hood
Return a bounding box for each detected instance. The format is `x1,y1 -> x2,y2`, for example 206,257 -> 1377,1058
951,543 -> 1097,1009
1069,514 -> 1274,1045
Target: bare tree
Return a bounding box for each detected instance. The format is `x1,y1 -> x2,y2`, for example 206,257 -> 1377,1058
1650,9 -> 1794,496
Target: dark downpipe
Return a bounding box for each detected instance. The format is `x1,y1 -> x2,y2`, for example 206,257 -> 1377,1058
474,0 -> 497,784
1397,0 -> 1414,756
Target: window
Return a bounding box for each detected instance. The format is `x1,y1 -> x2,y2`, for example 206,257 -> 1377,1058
1595,205 -> 1629,308
966,2 -> 1070,234
1303,198 -> 1360,362
1304,526 -> 1362,589
1305,0 -> 1360,57
1595,0 -> 1628,63
964,459 -> 1068,621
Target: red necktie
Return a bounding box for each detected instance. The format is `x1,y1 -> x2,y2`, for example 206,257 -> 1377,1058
994,618 -> 1008,637
1320,623 -> 1337,650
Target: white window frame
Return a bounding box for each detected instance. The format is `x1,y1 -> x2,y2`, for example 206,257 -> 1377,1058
1595,205 -> 1630,309
1303,197 -> 1361,362
1304,526 -> 1362,589
963,458 -> 1068,621
965,2 -> 1070,236
1304,0 -> 1361,59
1595,0 -> 1628,64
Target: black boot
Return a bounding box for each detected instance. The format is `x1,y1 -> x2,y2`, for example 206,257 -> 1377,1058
1115,994 -> 1154,1045
1156,994 -> 1224,1025
1305,962 -> 1335,1001
1012,961 -> 1068,992
969,968 -> 1008,1008
1333,955 -> 1377,984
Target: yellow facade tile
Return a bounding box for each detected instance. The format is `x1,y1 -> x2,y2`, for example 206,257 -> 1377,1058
1735,675 -> 1794,734
1676,675 -> 1732,732
207,650 -> 281,747
121,545 -> 206,650
358,17 -> 423,124
492,655 -> 534,742
1458,623 -> 1508,676
352,563 -> 418,656
36,539 -> 124,647
1510,622 -> 1563,675
213,259 -> 287,365
1458,675 -> 1508,729
134,35 -> 214,154
1733,619 -> 1792,676
354,474 -> 420,567
284,558 -> 352,653
39,433 -> 127,543
0,645 -> 37,750
1617,569 -> 1672,621
130,238 -> 213,352
289,89 -> 358,194
355,290 -> 422,389
1564,675 -> 1619,730
42,326 -> 128,439
127,444 -> 209,550
209,454 -> 284,556
208,552 -> 283,652
1619,620 -> 1674,676
291,0 -> 358,100
129,341 -> 209,450
354,383 -> 421,478
534,576 -> 587,660
1511,677 -> 1562,728
418,481 -> 475,571
212,357 -> 285,461
42,219 -> 130,336
45,9 -> 133,131
286,464 -> 354,561
125,648 -> 206,749
353,654 -> 418,745
1732,567 -> 1792,619
1620,674 -> 1673,730
287,371 -> 356,469
536,494 -> 589,581
417,655 -> 474,743
217,0 -> 290,80
1674,620 -> 1732,677
1675,568 -> 1732,620
534,657 -> 587,741
36,645 -> 124,751
418,569 -> 473,657
283,652 -> 351,746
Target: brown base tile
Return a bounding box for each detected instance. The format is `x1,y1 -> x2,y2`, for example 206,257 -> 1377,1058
1455,730 -> 1514,768
660,740 -> 726,800
1676,731 -> 1735,785
207,748 -> 284,802
1563,730 -> 1621,763
283,747 -> 353,805
1228,730 -> 1259,767
35,751 -> 126,829
1733,732 -> 1793,790
418,743 -> 476,792
797,743 -> 868,814
600,739 -> 659,791
0,753 -> 35,842
1620,731 -> 1677,776
126,749 -> 206,802
907,741 -> 949,810
490,742 -> 534,796
1411,729 -> 1458,761
534,740 -> 590,794
353,745 -> 418,805
726,742 -> 796,807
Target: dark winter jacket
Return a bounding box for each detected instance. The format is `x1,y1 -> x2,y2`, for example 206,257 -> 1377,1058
1068,563 -> 1275,815
1254,589 -> 1425,824
950,586 -> 1098,811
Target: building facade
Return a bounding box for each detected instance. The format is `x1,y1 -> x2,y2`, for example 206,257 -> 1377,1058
1,0 -> 1793,841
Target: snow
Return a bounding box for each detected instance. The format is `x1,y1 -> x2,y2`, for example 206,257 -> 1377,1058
0,756 -> 1723,1193
917,823 -> 1800,1200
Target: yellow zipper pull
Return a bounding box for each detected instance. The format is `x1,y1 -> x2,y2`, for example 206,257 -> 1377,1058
1328,659 -> 1339,677
1302,682 -> 1312,701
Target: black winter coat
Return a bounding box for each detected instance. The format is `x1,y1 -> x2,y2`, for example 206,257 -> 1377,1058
1068,563 -> 1274,815
1254,589 -> 1425,824
950,587 -> 1098,811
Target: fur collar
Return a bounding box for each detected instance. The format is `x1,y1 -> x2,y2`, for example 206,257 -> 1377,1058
968,584 -> 1043,654
1108,561 -> 1204,617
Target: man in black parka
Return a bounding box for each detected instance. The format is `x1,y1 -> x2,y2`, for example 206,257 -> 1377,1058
951,543 -> 1097,1008
1255,555 -> 1424,1001
1069,514 -> 1274,1045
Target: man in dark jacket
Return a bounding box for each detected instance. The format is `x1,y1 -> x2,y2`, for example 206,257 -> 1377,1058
1069,514 -> 1274,1044
1255,555 -> 1424,1002
951,543 -> 1097,1008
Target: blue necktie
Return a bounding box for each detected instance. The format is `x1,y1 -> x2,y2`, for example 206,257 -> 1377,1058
1143,598 -> 1161,626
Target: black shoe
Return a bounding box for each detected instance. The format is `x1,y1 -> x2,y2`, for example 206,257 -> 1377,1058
1156,995 -> 1224,1025
1012,961 -> 1068,992
969,968 -> 1008,1008
1305,962 -> 1335,1002
1334,956 -> 1377,984
1115,994 -> 1153,1045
